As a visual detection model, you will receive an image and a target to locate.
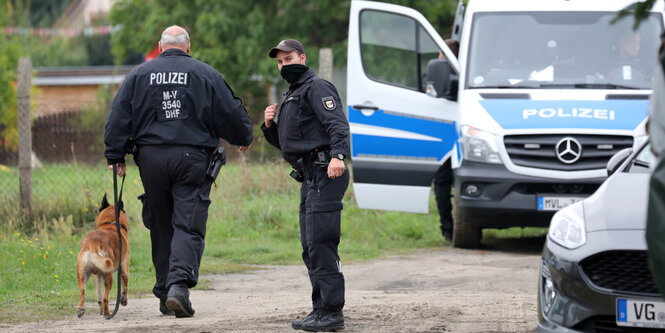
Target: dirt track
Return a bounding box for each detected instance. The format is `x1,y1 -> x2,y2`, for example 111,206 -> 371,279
2,239 -> 543,332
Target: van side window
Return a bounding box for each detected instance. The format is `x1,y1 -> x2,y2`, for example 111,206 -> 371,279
360,10 -> 441,92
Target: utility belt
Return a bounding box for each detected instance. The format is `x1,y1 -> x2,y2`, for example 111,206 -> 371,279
132,144 -> 218,173
132,144 -> 214,155
290,148 -> 331,183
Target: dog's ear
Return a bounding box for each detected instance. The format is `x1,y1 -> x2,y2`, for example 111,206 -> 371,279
100,193 -> 110,212
118,200 -> 124,212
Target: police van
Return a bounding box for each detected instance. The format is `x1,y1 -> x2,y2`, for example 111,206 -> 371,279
346,0 -> 664,248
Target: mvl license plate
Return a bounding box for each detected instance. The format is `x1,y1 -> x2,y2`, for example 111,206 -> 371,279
617,298 -> 665,328
537,196 -> 584,211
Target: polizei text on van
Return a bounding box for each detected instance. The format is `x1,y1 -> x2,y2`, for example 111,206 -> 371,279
522,108 -> 616,120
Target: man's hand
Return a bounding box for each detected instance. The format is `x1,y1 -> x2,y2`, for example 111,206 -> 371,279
264,103 -> 278,128
108,163 -> 126,177
327,158 -> 345,179
238,145 -> 251,152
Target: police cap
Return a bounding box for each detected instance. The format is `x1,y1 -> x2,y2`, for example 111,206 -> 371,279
269,39 -> 305,58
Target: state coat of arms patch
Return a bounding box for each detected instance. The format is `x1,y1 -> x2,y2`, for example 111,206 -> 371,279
322,96 -> 336,111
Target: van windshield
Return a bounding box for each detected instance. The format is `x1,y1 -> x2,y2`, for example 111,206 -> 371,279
466,12 -> 663,90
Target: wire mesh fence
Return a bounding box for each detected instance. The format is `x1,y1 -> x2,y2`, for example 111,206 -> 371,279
0,106 -> 281,232
0,109 -> 109,231
1,60 -> 287,232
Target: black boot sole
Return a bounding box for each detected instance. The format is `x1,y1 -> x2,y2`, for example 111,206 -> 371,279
165,298 -> 194,318
160,307 -> 175,316
160,300 -> 175,316
301,323 -> 345,332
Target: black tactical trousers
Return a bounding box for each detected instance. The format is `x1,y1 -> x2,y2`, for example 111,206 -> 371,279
299,165 -> 349,312
433,159 -> 454,233
136,145 -> 212,301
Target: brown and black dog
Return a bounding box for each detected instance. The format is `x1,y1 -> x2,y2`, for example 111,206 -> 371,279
76,194 -> 130,318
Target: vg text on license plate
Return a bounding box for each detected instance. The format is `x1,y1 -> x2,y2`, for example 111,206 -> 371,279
617,298 -> 665,328
537,196 -> 584,211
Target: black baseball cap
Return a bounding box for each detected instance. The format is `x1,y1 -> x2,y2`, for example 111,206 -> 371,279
268,39 -> 305,58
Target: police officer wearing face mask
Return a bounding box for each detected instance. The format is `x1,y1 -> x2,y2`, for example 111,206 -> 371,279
105,25 -> 253,318
262,39 -> 349,332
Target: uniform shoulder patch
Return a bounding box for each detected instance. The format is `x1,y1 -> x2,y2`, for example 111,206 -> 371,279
322,96 -> 335,111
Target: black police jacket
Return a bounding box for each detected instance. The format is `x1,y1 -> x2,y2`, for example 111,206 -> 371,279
104,48 -> 253,164
261,68 -> 349,167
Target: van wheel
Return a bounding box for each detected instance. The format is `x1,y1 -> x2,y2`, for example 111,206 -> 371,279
453,198 -> 482,249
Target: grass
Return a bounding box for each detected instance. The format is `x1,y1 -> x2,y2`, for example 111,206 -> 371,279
484,227 -> 548,239
0,161 -> 448,324
0,161 -> 546,324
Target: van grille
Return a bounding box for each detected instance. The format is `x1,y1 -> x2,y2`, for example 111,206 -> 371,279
503,134 -> 633,171
579,250 -> 660,295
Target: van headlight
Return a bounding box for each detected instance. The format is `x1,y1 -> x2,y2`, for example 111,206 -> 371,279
548,204 -> 586,249
460,125 -> 502,164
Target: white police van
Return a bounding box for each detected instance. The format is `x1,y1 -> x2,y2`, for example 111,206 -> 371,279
346,0 -> 663,248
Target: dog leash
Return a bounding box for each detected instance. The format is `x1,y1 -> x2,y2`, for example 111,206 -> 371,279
106,165 -> 125,320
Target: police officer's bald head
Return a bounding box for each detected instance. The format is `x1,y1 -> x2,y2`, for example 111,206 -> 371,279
159,25 -> 190,53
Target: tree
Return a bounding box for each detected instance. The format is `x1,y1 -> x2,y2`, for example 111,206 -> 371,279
1,0 -> 88,152
109,0 -> 458,122
17,0 -> 71,28
1,0 -> 22,151
613,0 -> 658,29
385,0 -> 459,37
110,1 -> 350,120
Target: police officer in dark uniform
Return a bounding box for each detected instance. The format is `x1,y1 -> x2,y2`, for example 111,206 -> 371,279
605,31 -> 649,83
433,38 -> 460,242
262,39 -> 349,332
434,159 -> 454,241
104,25 -> 253,318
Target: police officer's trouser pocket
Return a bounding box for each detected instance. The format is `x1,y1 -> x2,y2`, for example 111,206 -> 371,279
138,193 -> 155,230
311,201 -> 343,244
312,169 -> 331,189
182,148 -> 209,186
193,191 -> 211,237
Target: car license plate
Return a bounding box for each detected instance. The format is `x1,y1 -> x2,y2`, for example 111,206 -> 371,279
537,196 -> 584,211
617,298 -> 665,329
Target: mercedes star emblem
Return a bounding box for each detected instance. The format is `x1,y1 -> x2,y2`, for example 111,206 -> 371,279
555,137 -> 582,164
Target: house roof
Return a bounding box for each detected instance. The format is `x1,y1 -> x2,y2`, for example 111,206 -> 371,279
34,65 -> 135,86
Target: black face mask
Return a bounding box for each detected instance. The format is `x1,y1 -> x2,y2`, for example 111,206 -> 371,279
280,64 -> 308,84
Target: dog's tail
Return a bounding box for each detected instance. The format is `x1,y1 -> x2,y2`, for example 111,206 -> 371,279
89,250 -> 114,273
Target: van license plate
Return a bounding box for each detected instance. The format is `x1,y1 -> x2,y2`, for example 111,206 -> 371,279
617,298 -> 665,328
537,196 -> 583,211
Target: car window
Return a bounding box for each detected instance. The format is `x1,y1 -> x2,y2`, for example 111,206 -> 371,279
360,10 -> 442,92
626,143 -> 653,173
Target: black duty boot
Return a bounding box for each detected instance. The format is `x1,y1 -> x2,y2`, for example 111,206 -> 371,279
301,310 -> 345,332
166,284 -> 195,318
159,298 -> 175,316
442,229 -> 453,242
292,309 -> 322,330
440,217 -> 454,242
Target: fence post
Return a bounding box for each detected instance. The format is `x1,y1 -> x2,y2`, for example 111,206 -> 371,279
318,48 -> 333,82
17,57 -> 32,222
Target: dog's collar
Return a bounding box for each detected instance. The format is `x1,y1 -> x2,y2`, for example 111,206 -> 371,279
101,221 -> 127,232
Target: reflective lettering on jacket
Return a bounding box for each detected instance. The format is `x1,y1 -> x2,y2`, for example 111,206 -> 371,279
149,72 -> 189,86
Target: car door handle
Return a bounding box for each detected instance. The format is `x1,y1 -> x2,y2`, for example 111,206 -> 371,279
352,104 -> 379,111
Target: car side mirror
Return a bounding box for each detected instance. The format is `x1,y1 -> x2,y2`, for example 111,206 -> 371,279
606,148 -> 633,176
425,59 -> 458,101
